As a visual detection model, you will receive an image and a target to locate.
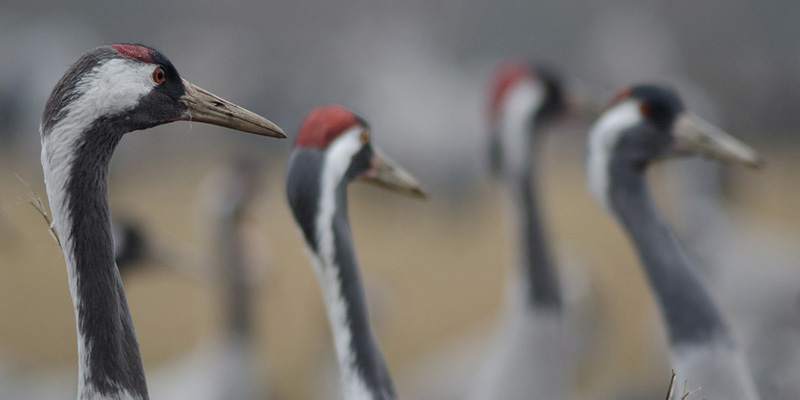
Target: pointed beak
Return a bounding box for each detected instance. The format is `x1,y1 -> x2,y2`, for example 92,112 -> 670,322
178,79 -> 286,138
672,113 -> 763,168
358,147 -> 427,199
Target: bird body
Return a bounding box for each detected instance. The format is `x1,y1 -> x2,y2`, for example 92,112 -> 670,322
585,85 -> 761,400
469,306 -> 564,400
286,106 -> 424,400
671,340 -> 761,400
673,158 -> 800,399
40,44 -> 284,399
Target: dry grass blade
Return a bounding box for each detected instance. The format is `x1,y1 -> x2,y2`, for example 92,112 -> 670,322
665,370 -> 677,400
15,174 -> 61,249
681,379 -> 703,400
664,370 -> 704,400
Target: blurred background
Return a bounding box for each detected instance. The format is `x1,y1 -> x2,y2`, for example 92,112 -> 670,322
0,1 -> 798,399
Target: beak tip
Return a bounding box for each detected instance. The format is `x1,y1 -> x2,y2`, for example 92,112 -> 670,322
748,156 -> 765,170
271,129 -> 288,139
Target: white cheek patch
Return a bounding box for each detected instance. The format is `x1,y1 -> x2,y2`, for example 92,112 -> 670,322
74,58 -> 158,119
42,58 -> 158,181
586,100 -> 642,211
41,58 -> 159,240
499,80 -> 544,176
315,126 -> 364,271
320,127 -> 365,192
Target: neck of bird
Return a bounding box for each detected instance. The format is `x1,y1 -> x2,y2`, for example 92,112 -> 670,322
608,161 -> 730,346
216,209 -> 251,339
42,125 -> 148,400
502,124 -> 561,311
310,182 -> 396,400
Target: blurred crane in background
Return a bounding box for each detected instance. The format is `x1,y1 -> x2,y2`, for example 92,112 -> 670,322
144,158 -> 271,400
468,61 -> 583,400
286,106 -> 425,400
585,85 -> 761,400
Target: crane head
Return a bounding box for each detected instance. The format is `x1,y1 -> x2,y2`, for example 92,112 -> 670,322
291,105 -> 427,199
41,44 -> 285,140
594,85 -> 762,167
487,60 -> 602,177
586,84 -> 762,212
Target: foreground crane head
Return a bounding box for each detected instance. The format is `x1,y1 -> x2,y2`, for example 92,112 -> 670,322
587,84 -> 762,211
42,44 -> 285,140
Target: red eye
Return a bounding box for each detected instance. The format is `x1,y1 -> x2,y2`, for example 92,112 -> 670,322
152,67 -> 166,84
640,102 -> 653,118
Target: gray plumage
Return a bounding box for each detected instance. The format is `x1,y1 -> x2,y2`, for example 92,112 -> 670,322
39,44 -> 283,400
585,84 -> 761,400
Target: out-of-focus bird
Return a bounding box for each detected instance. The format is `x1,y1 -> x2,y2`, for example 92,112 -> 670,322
585,84 -> 762,400
286,106 -> 425,400
40,43 -> 284,400
468,61 -> 575,400
672,157 -> 800,400
145,158 -> 268,400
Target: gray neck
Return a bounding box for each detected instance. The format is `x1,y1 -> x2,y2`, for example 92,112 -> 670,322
507,147 -> 562,310
609,160 -> 730,345
47,123 -> 148,399
314,183 -> 396,400
215,208 -> 251,338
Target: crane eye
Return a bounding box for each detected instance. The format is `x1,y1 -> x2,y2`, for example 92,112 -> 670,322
360,129 -> 370,145
152,67 -> 166,84
640,102 -> 653,118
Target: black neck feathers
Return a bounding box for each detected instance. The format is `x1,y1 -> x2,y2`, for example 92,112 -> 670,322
330,183 -> 397,399
516,159 -> 562,309
66,121 -> 148,398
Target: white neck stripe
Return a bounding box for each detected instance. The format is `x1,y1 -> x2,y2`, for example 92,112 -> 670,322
586,100 -> 642,212
499,80 -> 544,179
308,127 -> 375,400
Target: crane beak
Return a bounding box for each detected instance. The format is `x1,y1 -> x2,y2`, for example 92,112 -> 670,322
178,79 -> 286,138
672,113 -> 763,168
358,147 -> 428,199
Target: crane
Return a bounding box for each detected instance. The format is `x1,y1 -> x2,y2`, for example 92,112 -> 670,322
40,43 -> 284,400
584,84 -> 761,400
112,163 -> 271,400
146,158 -> 269,400
285,106 -> 425,400
469,61 -> 572,400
